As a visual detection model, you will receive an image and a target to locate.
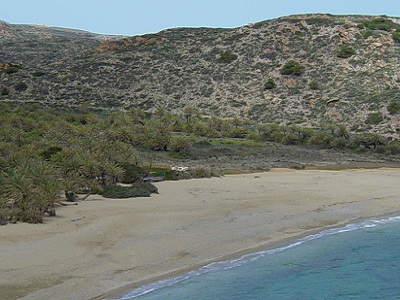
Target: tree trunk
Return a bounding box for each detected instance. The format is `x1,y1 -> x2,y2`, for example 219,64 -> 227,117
81,190 -> 92,201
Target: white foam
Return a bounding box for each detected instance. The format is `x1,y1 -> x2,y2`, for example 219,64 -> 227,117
117,215 -> 400,299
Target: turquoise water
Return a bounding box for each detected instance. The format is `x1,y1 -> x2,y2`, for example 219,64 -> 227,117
118,216 -> 400,300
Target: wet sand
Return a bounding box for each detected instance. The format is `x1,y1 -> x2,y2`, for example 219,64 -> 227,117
1,168 -> 399,300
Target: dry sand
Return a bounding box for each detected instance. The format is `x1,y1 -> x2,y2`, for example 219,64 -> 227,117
1,168 -> 400,300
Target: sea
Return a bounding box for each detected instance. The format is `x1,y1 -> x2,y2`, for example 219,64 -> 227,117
116,216 -> 400,300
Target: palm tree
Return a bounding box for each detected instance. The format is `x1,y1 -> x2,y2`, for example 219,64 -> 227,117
51,149 -> 85,202
2,157 -> 61,222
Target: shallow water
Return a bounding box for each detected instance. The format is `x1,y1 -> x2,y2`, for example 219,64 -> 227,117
118,216 -> 400,300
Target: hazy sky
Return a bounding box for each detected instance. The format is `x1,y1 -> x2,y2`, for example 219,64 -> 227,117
1,0 -> 400,36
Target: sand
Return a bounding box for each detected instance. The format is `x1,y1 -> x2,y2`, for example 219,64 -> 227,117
1,168 -> 400,300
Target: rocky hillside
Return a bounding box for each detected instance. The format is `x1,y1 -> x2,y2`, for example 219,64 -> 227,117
1,14 -> 400,138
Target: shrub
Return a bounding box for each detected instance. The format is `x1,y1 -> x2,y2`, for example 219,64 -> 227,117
388,101 -> 400,114
358,17 -> 400,32
121,164 -> 149,184
365,112 -> 384,124
281,60 -> 303,76
264,78 -> 277,90
385,142 -> 400,155
362,30 -> 374,39
189,168 -> 211,178
2,66 -> 20,75
32,70 -> 46,77
1,87 -> 9,96
336,45 -> 356,58
217,51 -> 238,63
101,182 -> 158,198
392,32 -> 400,43
309,81 -> 320,90
14,81 -> 28,91
149,167 -> 176,180
193,139 -> 212,146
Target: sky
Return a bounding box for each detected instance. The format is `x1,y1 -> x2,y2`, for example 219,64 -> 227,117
1,0 -> 400,36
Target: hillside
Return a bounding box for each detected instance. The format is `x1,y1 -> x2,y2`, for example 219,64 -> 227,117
1,14 -> 400,138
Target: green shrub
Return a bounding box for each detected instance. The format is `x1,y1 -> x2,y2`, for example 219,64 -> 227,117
2,66 -> 20,74
309,81 -> 320,90
101,182 -> 158,198
281,60 -> 303,76
169,150 -> 195,159
392,32 -> 400,43
358,17 -> 400,32
365,112 -> 384,124
217,51 -> 238,63
264,78 -> 277,90
149,167 -> 176,180
385,142 -> 400,155
121,164 -> 149,183
193,139 -> 212,147
387,101 -> 400,114
362,29 -> 374,39
14,81 -> 28,91
1,87 -> 9,96
32,70 -> 46,77
336,45 -> 356,58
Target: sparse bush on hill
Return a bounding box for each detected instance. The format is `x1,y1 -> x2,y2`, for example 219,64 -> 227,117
217,51 -> 238,63
336,45 -> 356,58
32,70 -> 46,77
365,112 -> 384,124
358,17 -> 400,32
2,66 -> 20,75
392,32 -> 400,43
264,78 -> 277,90
14,81 -> 28,91
1,87 -> 9,96
309,81 -> 320,90
362,29 -> 374,39
388,101 -> 400,114
281,60 -> 303,76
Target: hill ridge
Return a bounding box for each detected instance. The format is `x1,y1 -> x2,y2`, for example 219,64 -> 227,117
0,14 -> 399,138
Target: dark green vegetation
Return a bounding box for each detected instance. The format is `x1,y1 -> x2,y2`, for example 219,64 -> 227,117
281,60 -> 304,75
0,104 -> 399,224
264,78 -> 277,90
388,101 -> 400,114
217,51 -> 238,63
365,112 -> 384,125
101,183 -> 158,198
336,45 -> 356,58
358,17 -> 400,32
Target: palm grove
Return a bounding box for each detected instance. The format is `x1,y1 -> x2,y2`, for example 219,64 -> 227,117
0,103 -> 399,225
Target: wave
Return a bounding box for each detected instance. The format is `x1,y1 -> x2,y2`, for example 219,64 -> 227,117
116,215 -> 400,299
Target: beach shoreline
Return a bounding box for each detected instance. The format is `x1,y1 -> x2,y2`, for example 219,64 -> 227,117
97,212 -> 400,300
1,168 -> 400,300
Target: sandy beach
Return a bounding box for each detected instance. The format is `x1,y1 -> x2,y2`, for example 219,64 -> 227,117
1,168 -> 400,300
